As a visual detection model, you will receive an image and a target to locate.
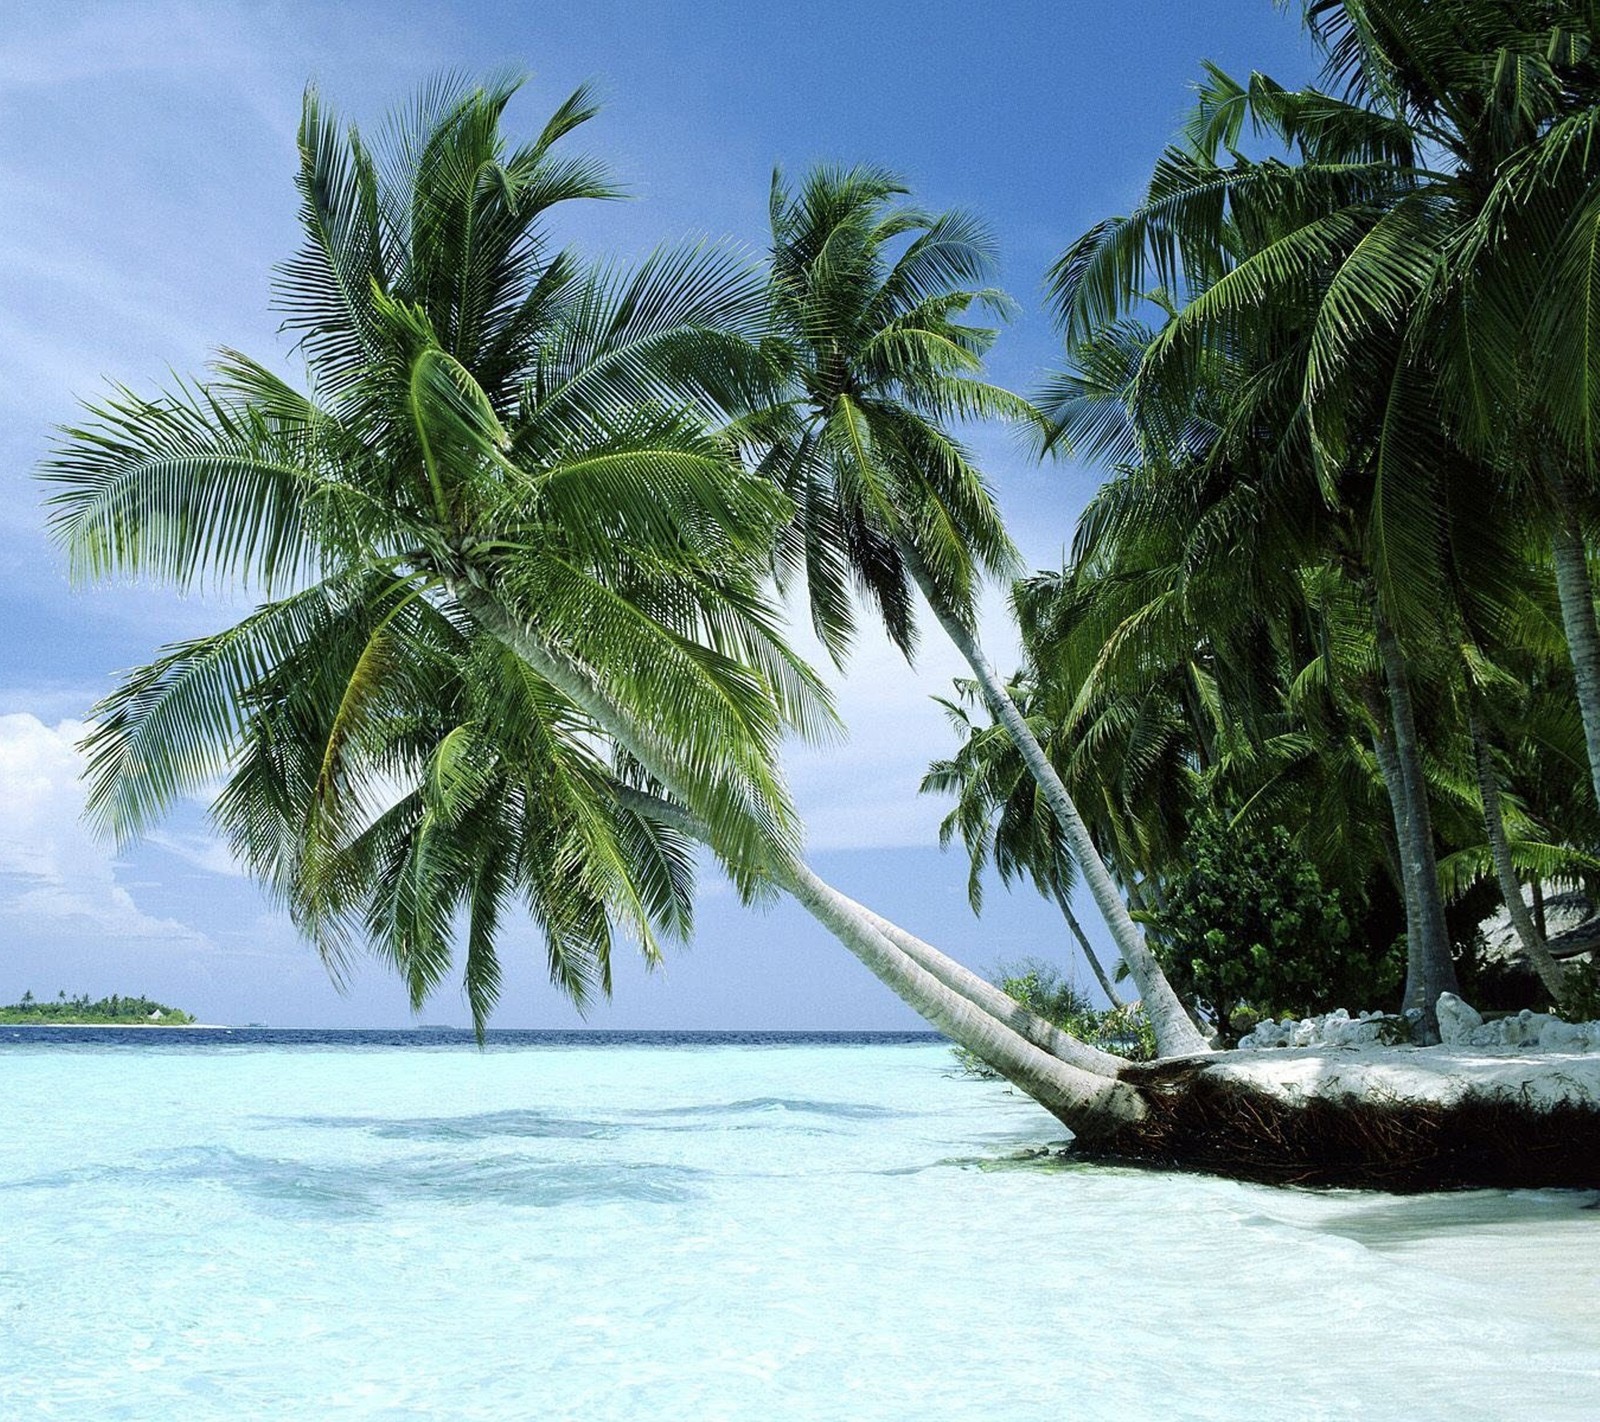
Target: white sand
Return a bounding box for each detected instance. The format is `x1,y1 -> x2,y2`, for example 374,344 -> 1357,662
1198,1043 -> 1600,1108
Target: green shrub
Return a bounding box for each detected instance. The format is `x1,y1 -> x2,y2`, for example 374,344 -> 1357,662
952,958 -> 1156,1075
1557,956 -> 1600,1022
1152,811 -> 1401,1044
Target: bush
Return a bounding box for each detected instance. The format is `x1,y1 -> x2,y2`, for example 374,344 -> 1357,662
1557,955 -> 1600,1022
1153,811 -> 1401,1044
952,958 -> 1156,1075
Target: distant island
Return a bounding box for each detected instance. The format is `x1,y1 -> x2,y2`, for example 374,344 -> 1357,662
0,991 -> 196,1025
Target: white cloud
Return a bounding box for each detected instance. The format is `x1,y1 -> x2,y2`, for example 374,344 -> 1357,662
786,583 -> 1025,852
146,829 -> 247,878
0,713 -> 208,944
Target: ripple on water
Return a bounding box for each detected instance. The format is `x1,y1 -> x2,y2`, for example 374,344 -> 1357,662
3,1146 -> 703,1216
1,1039 -> 1595,1422
285,1109 -> 619,1141
627,1096 -> 916,1120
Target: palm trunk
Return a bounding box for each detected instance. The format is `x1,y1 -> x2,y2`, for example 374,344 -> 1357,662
1372,609 -> 1460,1036
1365,701 -> 1424,1013
614,783 -> 1128,1080
845,896 -> 1126,1075
1549,490 -> 1600,815
907,568 -> 1209,1058
454,580 -> 1143,1134
605,782 -> 1126,1077
781,859 -> 1145,1134
1467,706 -> 1568,1000
1050,883 -> 1125,1007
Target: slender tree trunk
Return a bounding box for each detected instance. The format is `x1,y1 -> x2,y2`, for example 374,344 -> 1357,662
1372,608 -> 1460,1036
454,580 -> 1145,1133
1050,883 -> 1125,1007
1366,709 -> 1425,1014
605,781 -> 1127,1077
1467,706 -> 1568,1000
1549,488 -> 1600,815
843,895 -> 1127,1075
780,859 -> 1146,1134
1532,877 -> 1547,939
1370,815 -> 1420,1010
907,569 -> 1209,1058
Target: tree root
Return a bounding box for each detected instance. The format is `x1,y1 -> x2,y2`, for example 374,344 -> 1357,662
1080,1072 -> 1600,1191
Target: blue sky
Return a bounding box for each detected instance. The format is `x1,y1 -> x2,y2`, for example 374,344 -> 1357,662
0,2 -> 1316,1028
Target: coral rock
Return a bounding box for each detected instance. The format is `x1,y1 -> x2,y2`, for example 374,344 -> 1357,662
1435,993 -> 1483,1045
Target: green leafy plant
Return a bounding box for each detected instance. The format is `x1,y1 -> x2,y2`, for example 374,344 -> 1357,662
953,958 -> 1155,1074
1557,957 -> 1600,1024
1153,811 -> 1400,1043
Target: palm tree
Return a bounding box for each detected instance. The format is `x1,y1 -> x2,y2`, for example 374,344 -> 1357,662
922,678 -> 1126,1007
1283,0 -> 1600,793
1042,48 -> 1498,1032
1288,0 -> 1600,823
756,166 -> 1208,1056
49,76 -> 810,1018
1006,435 -> 1423,1003
44,79 -> 1145,1134
1055,1 -> 1600,965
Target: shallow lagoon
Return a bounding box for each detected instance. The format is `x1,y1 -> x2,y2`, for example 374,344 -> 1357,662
2,1032 -> 1595,1420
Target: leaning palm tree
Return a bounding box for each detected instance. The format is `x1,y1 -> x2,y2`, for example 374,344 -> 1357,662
923,677 -> 1126,1007
49,76 -> 813,1019
755,166 -> 1207,1056
45,79 -> 1144,1134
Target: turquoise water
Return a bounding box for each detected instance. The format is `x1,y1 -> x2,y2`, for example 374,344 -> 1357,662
2,1032 -> 1596,1420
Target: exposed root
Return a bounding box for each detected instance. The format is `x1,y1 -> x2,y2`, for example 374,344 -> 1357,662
1081,1072 -> 1600,1191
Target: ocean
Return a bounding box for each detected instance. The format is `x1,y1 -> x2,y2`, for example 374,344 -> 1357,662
2,1029 -> 1595,1420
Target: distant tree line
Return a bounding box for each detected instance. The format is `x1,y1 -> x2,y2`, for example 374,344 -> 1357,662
0,991 -> 194,1024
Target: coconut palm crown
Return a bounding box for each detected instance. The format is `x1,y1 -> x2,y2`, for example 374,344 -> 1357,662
41,77 -> 836,1031
750,165 -> 1209,1056
756,165 -> 1040,662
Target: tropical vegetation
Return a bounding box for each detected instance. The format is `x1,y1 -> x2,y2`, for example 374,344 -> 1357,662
37,0 -> 1600,1182
950,960 -> 1156,1076
42,74 -> 1142,1136
955,0 -> 1600,1045
0,992 -> 195,1025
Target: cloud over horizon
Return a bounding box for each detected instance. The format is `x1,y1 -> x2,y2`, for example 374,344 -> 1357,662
0,713 -> 210,947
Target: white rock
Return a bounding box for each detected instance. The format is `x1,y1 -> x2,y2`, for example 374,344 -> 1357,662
1504,1011 -> 1546,1047
1227,1000 -> 1600,1053
1435,993 -> 1483,1045
1539,1018 -> 1585,1051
